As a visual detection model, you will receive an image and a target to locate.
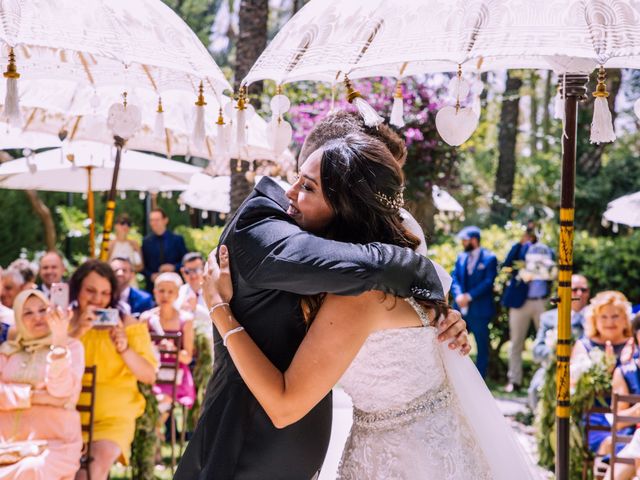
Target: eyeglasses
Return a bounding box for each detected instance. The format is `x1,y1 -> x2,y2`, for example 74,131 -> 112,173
183,268 -> 203,275
116,221 -> 131,226
571,287 -> 589,293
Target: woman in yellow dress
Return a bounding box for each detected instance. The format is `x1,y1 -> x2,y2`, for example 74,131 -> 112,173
68,260 -> 157,480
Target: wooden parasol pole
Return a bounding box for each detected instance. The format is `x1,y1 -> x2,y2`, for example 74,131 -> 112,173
99,136 -> 126,261
86,166 -> 95,258
556,73 -> 589,480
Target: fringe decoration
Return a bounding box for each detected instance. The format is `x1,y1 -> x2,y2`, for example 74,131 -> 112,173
344,75 -> 384,127
590,66 -> 615,144
553,84 -> 564,121
216,108 -> 229,160
389,82 -> 405,128
192,82 -> 207,149
154,97 -> 165,139
3,48 -> 21,127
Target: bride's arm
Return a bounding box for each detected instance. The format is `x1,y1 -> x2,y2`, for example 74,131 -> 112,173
205,246 -> 374,429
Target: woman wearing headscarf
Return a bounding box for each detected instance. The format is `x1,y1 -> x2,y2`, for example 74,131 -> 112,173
0,289 -> 84,479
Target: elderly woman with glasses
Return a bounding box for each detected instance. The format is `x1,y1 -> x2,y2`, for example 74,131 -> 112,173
0,289 -> 84,479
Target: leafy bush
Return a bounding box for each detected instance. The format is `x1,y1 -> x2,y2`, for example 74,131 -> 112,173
175,225 -> 224,257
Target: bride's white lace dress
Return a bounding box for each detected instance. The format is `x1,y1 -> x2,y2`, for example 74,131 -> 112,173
336,298 -> 494,480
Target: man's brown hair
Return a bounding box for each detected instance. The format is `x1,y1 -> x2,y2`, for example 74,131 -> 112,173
299,111 -> 408,166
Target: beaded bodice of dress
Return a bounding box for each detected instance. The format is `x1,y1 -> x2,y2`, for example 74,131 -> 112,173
336,298 -> 492,479
338,297 -> 444,411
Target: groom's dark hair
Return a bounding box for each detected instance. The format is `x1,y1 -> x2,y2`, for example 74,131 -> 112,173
299,111 -> 408,166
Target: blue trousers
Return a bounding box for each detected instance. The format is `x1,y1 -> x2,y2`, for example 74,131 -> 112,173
466,315 -> 491,378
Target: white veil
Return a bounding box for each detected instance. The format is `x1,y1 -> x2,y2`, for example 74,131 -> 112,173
401,209 -> 538,480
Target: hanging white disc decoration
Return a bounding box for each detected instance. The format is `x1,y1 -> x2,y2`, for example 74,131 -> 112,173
107,102 -> 141,139
435,106 -> 478,146
471,96 -> 482,118
447,77 -> 470,100
270,94 -> 291,115
470,79 -> 484,96
634,97 -> 640,120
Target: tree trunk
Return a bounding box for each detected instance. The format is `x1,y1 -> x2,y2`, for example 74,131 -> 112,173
490,70 -> 523,224
229,159 -> 253,217
235,0 -> 268,100
405,185 -> 437,244
542,70 -> 552,150
528,71 -> 538,154
25,190 -> 57,251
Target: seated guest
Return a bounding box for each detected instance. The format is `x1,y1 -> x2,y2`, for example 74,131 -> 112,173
110,257 -> 154,317
68,260 -> 157,480
141,208 -> 187,292
107,213 -> 143,273
607,313 -> 640,480
0,289 -> 84,479
2,266 -> 27,308
38,251 -> 66,297
142,273 -> 196,415
527,274 -> 590,409
177,252 -> 206,309
571,291 -> 634,457
0,268 -> 14,343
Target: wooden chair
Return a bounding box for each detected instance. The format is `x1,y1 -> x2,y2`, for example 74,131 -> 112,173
77,365 -> 98,480
582,404 -> 612,480
150,332 -> 185,471
610,392 -> 640,479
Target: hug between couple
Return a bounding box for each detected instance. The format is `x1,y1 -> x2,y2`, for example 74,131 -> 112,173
175,112 -> 536,479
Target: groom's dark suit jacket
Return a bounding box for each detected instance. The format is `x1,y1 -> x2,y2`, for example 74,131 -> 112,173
175,178 -> 445,480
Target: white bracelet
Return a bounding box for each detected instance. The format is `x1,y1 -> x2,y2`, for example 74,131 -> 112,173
209,302 -> 230,316
223,326 -> 245,347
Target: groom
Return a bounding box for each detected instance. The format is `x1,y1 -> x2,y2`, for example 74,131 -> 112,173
175,113 -> 469,480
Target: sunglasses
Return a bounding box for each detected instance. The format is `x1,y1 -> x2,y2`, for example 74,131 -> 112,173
183,267 -> 203,275
571,287 -> 589,293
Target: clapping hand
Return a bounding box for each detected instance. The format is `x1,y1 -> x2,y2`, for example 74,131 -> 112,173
203,245 -> 234,307
48,306 -> 71,347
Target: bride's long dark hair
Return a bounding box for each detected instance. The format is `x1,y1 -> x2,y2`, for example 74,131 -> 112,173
303,133 -> 448,323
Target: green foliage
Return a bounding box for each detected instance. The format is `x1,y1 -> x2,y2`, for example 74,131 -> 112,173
188,331 -> 214,431
161,0 -> 218,47
536,351 -> 613,478
573,230 -> 640,304
175,225 -> 224,257
131,383 -> 160,480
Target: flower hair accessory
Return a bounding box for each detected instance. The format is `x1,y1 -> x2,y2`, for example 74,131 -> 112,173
375,190 -> 404,211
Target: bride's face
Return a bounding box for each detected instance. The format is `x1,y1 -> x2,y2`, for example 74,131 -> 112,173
285,148 -> 334,233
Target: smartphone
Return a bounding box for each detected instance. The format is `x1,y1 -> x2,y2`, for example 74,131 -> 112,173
93,308 -> 120,327
50,283 -> 69,311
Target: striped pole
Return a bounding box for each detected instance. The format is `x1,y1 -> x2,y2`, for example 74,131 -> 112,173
99,136 -> 126,261
556,73 -> 589,480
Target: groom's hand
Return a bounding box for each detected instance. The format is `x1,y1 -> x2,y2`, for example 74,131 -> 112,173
437,309 -> 471,355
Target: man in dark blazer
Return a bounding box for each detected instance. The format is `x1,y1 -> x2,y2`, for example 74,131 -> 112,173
175,118 -> 469,480
451,226 -> 498,378
110,257 -> 154,317
141,207 -> 188,291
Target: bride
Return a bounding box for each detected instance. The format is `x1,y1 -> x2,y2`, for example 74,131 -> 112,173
203,132 -> 536,479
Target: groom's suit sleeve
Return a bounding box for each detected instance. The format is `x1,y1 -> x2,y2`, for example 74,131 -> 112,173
232,196 -> 445,301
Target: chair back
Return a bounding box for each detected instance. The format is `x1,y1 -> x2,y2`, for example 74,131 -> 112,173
610,392 -> 640,479
583,404 -> 612,480
77,365 -> 97,480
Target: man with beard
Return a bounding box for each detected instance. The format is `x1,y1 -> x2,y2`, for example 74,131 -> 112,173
451,226 -> 498,378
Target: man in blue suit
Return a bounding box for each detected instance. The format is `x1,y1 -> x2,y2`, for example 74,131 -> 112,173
141,208 -> 188,291
451,226 -> 498,378
111,257 -> 155,317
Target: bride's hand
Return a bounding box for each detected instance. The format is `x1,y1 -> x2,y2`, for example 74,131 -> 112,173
203,245 -> 234,306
